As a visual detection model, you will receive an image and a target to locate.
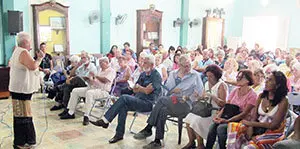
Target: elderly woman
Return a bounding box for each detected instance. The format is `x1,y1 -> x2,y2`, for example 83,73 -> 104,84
206,70 -> 257,149
183,64 -> 228,149
113,56 -> 132,97
252,68 -> 265,95
290,62 -> 300,92
125,49 -> 136,72
227,71 -> 289,149
9,32 -> 44,148
216,50 -> 225,68
248,60 -> 263,73
222,58 -> 239,93
155,54 -> 168,83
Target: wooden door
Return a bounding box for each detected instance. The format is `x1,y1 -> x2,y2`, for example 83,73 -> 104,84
136,9 -> 163,56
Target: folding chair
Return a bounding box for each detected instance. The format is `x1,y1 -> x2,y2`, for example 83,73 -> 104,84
88,78 -> 118,119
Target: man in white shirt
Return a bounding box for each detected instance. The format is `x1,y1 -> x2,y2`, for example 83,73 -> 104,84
60,57 -> 116,125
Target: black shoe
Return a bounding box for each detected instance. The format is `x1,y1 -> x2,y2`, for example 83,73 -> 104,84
90,119 -> 109,128
60,113 -> 75,119
83,116 -> 89,126
133,129 -> 152,140
50,105 -> 63,111
108,135 -> 123,144
58,109 -> 68,116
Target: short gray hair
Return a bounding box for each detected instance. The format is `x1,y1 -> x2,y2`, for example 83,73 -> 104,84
99,57 -> 109,63
17,32 -> 31,46
139,51 -> 148,59
179,54 -> 190,65
145,54 -> 155,65
69,55 -> 81,63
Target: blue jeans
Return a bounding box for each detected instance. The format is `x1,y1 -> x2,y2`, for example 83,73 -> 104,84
104,95 -> 153,137
206,123 -> 228,149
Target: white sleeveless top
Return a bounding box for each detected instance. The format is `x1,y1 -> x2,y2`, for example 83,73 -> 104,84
258,100 -> 279,123
9,47 -> 40,94
204,80 -> 228,109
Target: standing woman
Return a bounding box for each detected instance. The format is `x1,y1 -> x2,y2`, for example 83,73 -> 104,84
9,32 -> 45,149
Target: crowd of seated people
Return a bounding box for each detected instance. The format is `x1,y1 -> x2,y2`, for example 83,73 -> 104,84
41,41 -> 300,148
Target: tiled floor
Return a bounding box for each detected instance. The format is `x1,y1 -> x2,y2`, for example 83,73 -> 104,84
0,93 -> 189,149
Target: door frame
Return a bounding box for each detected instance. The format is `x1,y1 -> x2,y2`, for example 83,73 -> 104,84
31,2 -> 70,55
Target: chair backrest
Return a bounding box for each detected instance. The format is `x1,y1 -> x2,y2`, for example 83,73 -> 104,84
287,92 -> 300,106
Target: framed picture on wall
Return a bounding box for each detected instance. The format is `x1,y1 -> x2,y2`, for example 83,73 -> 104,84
50,17 -> 65,29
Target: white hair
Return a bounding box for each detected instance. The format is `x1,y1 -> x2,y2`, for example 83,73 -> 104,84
69,55 -> 80,63
17,32 -> 31,46
139,51 -> 148,58
179,54 -> 190,65
145,54 -> 155,65
99,57 -> 109,63
264,63 -> 278,74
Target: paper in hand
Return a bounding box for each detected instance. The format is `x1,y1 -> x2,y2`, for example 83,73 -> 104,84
127,80 -> 135,89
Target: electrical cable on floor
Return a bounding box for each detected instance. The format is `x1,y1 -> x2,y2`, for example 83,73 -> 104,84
0,104 -> 12,148
36,61 -> 49,148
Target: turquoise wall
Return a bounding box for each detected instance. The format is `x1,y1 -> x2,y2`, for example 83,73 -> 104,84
227,0 -> 300,48
0,0 -> 29,65
14,0 -> 30,32
68,0 -> 101,54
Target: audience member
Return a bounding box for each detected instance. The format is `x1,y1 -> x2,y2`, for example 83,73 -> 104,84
133,55 -> 204,149
206,70 -> 257,149
227,71 -> 288,149
60,57 -> 116,126
155,54 -> 168,83
112,56 -> 132,97
90,55 -> 162,144
183,64 -> 227,149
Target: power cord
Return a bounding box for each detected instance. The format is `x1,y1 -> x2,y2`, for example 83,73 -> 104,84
36,56 -> 49,148
0,104 -> 12,148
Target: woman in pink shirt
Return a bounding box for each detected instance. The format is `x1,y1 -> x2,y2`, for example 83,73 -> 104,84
206,69 -> 257,149
172,53 -> 180,70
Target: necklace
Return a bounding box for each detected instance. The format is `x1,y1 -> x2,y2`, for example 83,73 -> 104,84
265,96 -> 272,113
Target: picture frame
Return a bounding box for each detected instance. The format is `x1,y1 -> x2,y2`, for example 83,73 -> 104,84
49,17 -> 65,29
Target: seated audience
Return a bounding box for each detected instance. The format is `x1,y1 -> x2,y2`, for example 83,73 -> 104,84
125,49 -> 136,71
60,57 -> 116,125
290,62 -> 300,92
195,49 -> 214,83
206,69 -> 257,149
168,46 -> 176,62
273,116 -> 300,149
110,48 -> 121,71
155,54 -> 168,83
51,51 -> 97,111
222,58 -> 239,92
252,68 -> 265,95
106,45 -> 118,60
161,50 -> 173,73
122,42 -> 137,60
227,71 -> 288,149
183,64 -> 227,149
247,60 -> 263,73
90,55 -> 162,143
172,53 -> 181,70
112,56 -> 132,97
121,52 -> 147,95
275,48 -> 285,66
133,55 -> 204,148
279,55 -> 294,78
215,50 -> 225,68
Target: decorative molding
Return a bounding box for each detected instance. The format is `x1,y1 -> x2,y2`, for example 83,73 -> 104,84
31,1 -> 70,55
